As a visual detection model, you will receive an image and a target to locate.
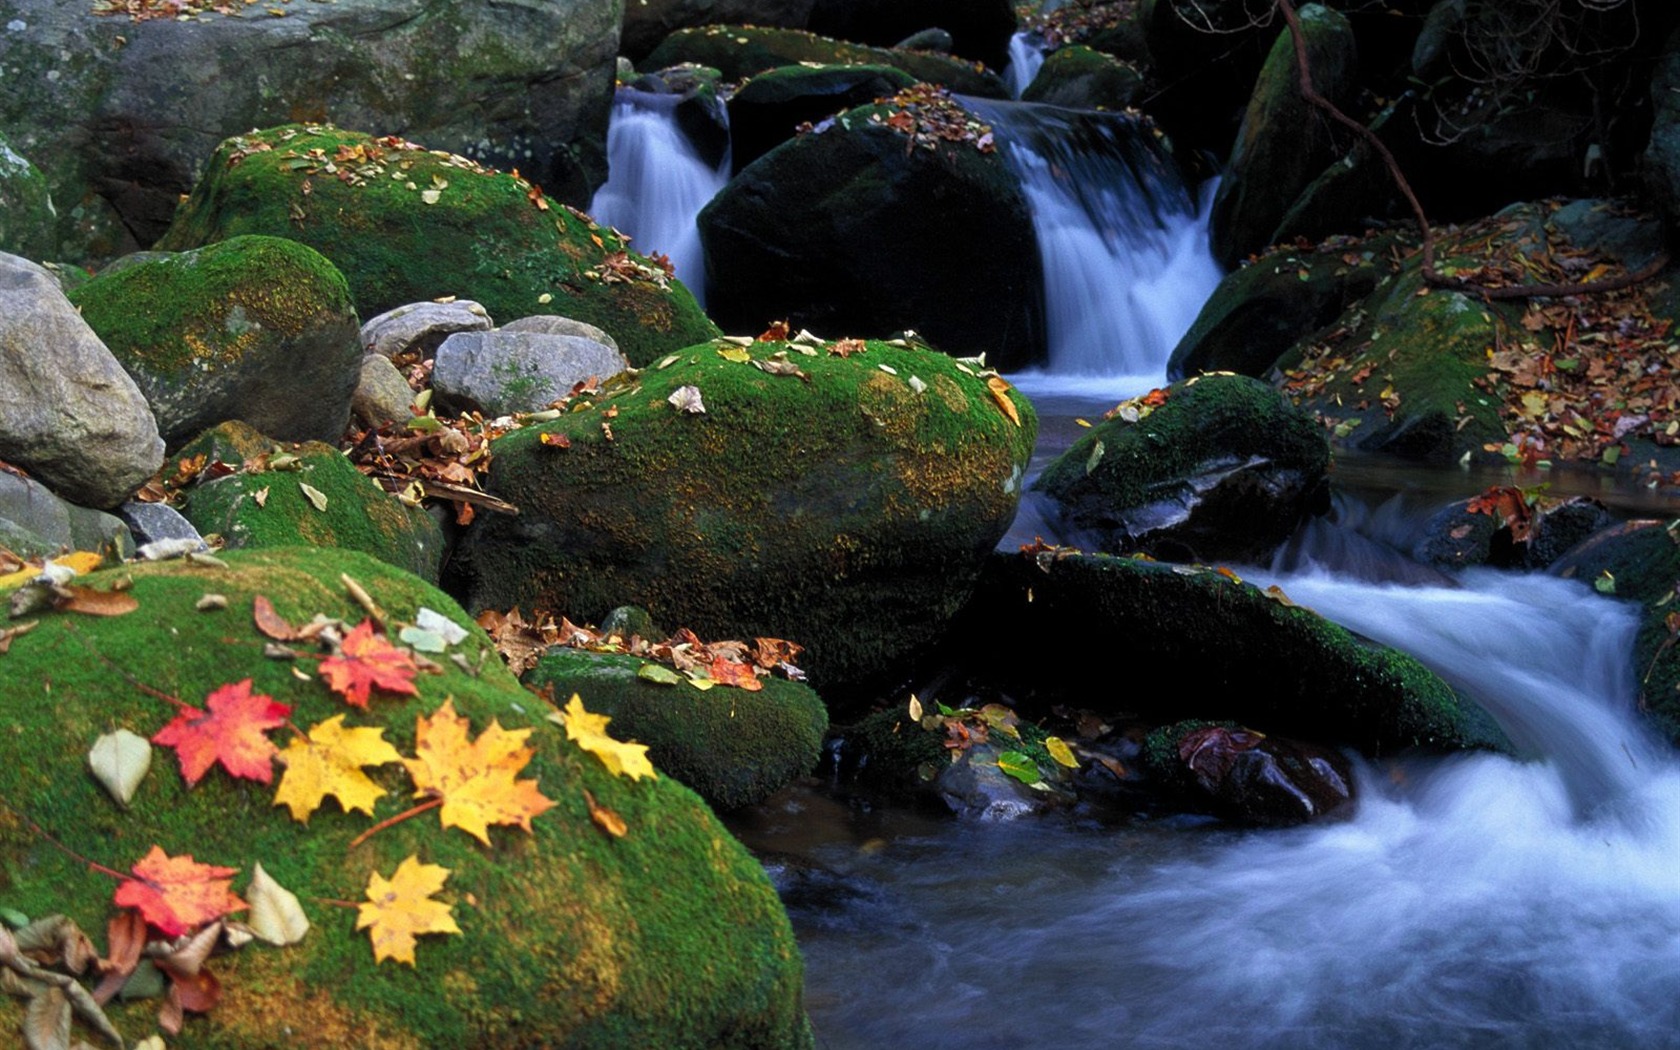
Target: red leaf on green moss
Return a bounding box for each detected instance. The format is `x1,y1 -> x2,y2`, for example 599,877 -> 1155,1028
152,679 -> 290,786
319,620 -> 419,708
112,847 -> 245,939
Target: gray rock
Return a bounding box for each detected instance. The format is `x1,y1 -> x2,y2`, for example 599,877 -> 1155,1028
0,0 -> 621,262
361,300 -> 493,360
500,314 -> 621,354
0,471 -> 134,558
433,331 -> 629,416
353,355 -> 419,429
116,500 -> 203,549
0,253 -> 164,508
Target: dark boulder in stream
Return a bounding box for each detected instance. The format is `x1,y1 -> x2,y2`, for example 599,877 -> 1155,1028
1143,721 -> 1354,826
1033,374 -> 1330,564
965,548 -> 1509,755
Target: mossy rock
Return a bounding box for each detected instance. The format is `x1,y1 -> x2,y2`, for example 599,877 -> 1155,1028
155,125 -> 718,368
1166,238 -> 1392,380
1020,45 -> 1144,110
453,337 -> 1036,690
966,548 -> 1509,754
524,649 -> 828,810
1034,374 -> 1330,564
1552,519 -> 1680,742
70,236 -> 361,448
728,63 -> 918,172
180,434 -> 444,584
805,0 -> 1019,71
643,25 -> 1008,97
0,132 -> 57,260
700,101 -> 1045,369
0,547 -> 810,1049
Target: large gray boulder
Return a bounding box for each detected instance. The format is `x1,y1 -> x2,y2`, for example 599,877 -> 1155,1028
0,0 -> 620,261
0,472 -> 133,559
432,330 -> 630,416
0,253 -> 163,508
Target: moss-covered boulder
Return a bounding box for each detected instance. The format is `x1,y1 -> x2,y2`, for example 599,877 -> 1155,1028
644,25 -> 1008,97
700,94 -> 1044,369
1034,374 -> 1330,564
1552,519 -> 1680,742
0,132 -> 56,261
524,649 -> 827,810
1208,4 -> 1359,267
1166,238 -> 1391,381
727,64 -> 918,173
0,0 -> 619,262
964,548 -> 1508,754
453,337 -> 1036,690
178,432 -> 444,584
155,125 -> 718,368
70,236 -> 360,448
0,547 -> 810,1048
1020,45 -> 1144,111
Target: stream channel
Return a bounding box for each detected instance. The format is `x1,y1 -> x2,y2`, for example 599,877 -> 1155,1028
594,74 -> 1680,1048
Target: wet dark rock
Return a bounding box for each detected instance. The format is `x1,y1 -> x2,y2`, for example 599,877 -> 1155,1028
1143,721 -> 1354,826
629,65 -> 732,171
645,25 -> 1008,96
1526,497 -> 1616,570
807,0 -> 1017,70
1034,374 -> 1330,565
1647,24 -> 1680,235
621,0 -> 815,62
728,64 -> 918,173
1412,498 -> 1505,571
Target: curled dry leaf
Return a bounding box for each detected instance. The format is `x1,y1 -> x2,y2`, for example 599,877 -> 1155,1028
244,863 -> 309,947
88,729 -> 152,808
583,789 -> 628,838
667,385 -> 706,414
986,376 -> 1022,427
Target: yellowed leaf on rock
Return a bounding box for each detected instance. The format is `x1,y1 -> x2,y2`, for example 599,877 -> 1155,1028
273,715 -> 404,823
551,694 -> 657,781
716,346 -> 751,364
299,482 -> 329,512
584,789 -> 627,838
405,700 -> 557,844
356,855 -> 461,966
245,862 -> 310,947
986,376 -> 1021,427
1044,736 -> 1079,769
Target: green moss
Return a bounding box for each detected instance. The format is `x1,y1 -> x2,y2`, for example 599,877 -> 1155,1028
0,132 -> 57,260
180,440 -> 444,583
0,548 -> 809,1049
1019,45 -> 1144,110
155,126 -> 719,367
457,339 -> 1036,688
524,649 -> 828,810
644,25 -> 1007,96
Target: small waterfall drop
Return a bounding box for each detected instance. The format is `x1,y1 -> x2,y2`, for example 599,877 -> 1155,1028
1003,31 -> 1046,98
964,97 -> 1223,394
589,89 -> 730,307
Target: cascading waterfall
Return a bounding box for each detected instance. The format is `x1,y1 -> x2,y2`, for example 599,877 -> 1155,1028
964,97 -> 1223,392
1004,31 -> 1046,98
588,89 -> 729,308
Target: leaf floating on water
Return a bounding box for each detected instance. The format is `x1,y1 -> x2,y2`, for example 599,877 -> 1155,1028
986,376 -> 1021,427
89,729 -> 153,808
667,385 -> 706,414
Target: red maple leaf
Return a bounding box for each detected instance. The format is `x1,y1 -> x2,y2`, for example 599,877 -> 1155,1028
152,679 -> 291,786
319,620 -> 419,708
112,846 -> 246,938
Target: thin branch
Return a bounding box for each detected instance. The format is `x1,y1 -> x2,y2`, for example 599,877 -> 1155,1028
1272,0 -> 1666,301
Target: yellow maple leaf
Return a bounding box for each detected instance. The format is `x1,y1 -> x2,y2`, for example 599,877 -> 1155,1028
356,855 -> 461,966
404,699 -> 556,845
550,694 -> 657,781
273,715 -> 403,822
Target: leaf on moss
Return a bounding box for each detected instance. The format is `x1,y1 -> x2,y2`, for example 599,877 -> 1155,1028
273,715 -> 403,823
88,729 -> 152,808
405,700 -> 556,845
667,385 -> 706,414
252,595 -> 302,642
356,855 -> 461,966
551,694 -> 657,781
583,789 -> 627,838
245,863 -> 309,947
636,663 -> 683,686
707,657 -> 763,691
152,679 -> 291,787
112,847 -> 245,939
986,376 -> 1022,427
319,620 -> 419,708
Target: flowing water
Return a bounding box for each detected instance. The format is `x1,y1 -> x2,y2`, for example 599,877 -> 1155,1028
1004,31 -> 1047,99
588,89 -> 729,307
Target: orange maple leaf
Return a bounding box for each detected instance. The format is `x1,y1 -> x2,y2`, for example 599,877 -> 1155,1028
708,657 -> 763,691
112,846 -> 246,938
152,679 -> 291,786
319,620 -> 419,708
403,700 -> 555,845
356,855 -> 461,966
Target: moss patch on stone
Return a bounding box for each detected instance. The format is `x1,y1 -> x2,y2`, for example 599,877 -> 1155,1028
181,438 -> 444,583
644,25 -> 1007,96
524,649 -> 828,810
155,125 -> 718,367
0,547 -> 809,1049
455,338 -> 1036,689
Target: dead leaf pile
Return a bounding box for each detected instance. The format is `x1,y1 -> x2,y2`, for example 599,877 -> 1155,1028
1019,0 -> 1141,49
870,84 -> 997,154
